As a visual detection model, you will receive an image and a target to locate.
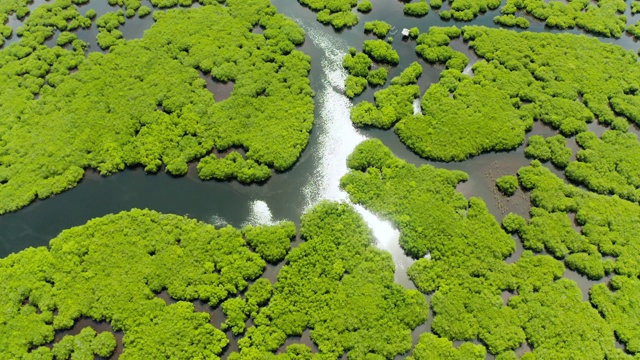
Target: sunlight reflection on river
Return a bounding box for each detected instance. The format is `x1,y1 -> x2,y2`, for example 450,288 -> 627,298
291,18 -> 417,289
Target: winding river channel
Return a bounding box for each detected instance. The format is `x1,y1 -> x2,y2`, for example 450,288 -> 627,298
2,0 -> 640,357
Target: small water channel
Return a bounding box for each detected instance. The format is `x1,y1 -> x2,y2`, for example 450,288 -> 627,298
3,0 -> 640,358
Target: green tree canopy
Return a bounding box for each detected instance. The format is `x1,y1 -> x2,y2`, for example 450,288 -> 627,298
340,140 -> 625,358
565,130 -> 640,202
0,209 -> 268,357
389,26 -> 640,161
0,0 -> 315,214
233,201 -> 429,359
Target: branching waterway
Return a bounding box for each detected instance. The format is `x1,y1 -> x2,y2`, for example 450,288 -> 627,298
2,0 -> 638,294
2,0 -> 640,357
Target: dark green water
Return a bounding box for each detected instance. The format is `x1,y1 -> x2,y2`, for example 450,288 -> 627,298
2,0 -> 640,357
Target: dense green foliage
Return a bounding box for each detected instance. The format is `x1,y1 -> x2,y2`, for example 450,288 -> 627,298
245,278 -> 273,316
96,10 -> 126,50
138,5 -> 152,17
231,201 -> 429,359
345,74 -> 368,98
197,152 -> 273,184
628,21 -> 640,39
106,0 -> 142,12
341,140 -> 629,358
565,130 -> 640,202
0,209 -> 268,358
342,36 -> 406,98
517,161 -> 640,280
0,0 -> 315,214
395,28 -> 525,161
502,212 -> 527,233
6,1 -> 640,358
298,0 -> 359,29
357,0 -> 372,12
222,297 -> 250,335
493,14 -> 530,29
341,138 -> 507,268
13,0 -> 92,50
496,175 -> 518,196
414,27 -> 468,72
591,276 -> 640,353
342,50 -> 375,98
409,27 -> 420,39
391,26 -> 640,161
0,0 -> 30,46
0,199 -> 438,358
502,0 -> 627,37
342,38 -> 402,99
52,327 -> 117,359
85,8 -> 97,19
407,333 -> 485,359
366,67 -> 388,86
362,39 -> 400,65
343,50 -> 372,78
364,20 -> 393,38
438,0 -> 501,21
404,0 -> 430,17
219,278 -> 275,335
525,134 -> 572,169
56,31 -> 78,47
514,161 -> 640,354
243,221 -> 296,263
351,63 -> 422,128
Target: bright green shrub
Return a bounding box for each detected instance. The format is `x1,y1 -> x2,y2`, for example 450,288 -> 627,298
591,277 -> 640,353
502,213 -> 526,233
432,0 -> 500,21
245,278 -> 273,308
364,20 -> 392,38
494,14 -> 529,28
525,135 -> 572,169
343,51 -> 372,77
351,64 -> 422,129
315,7 -> 359,29
138,5 -> 152,17
243,221 -> 296,263
222,297 -> 249,335
404,0 -> 430,17
345,75 -> 368,98
92,332 -> 117,358
407,333 -> 486,359
367,67 -> 388,86
391,62 -> 423,86
362,39 -> 400,65
56,31 -> 77,46
440,10 -> 452,20
357,0 -> 373,12
197,152 -> 272,183
496,175 -> 518,196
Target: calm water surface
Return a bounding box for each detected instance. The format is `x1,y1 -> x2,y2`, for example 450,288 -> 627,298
2,0 -> 638,357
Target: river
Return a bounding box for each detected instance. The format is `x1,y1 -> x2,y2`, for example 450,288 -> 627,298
1,0 -> 639,357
